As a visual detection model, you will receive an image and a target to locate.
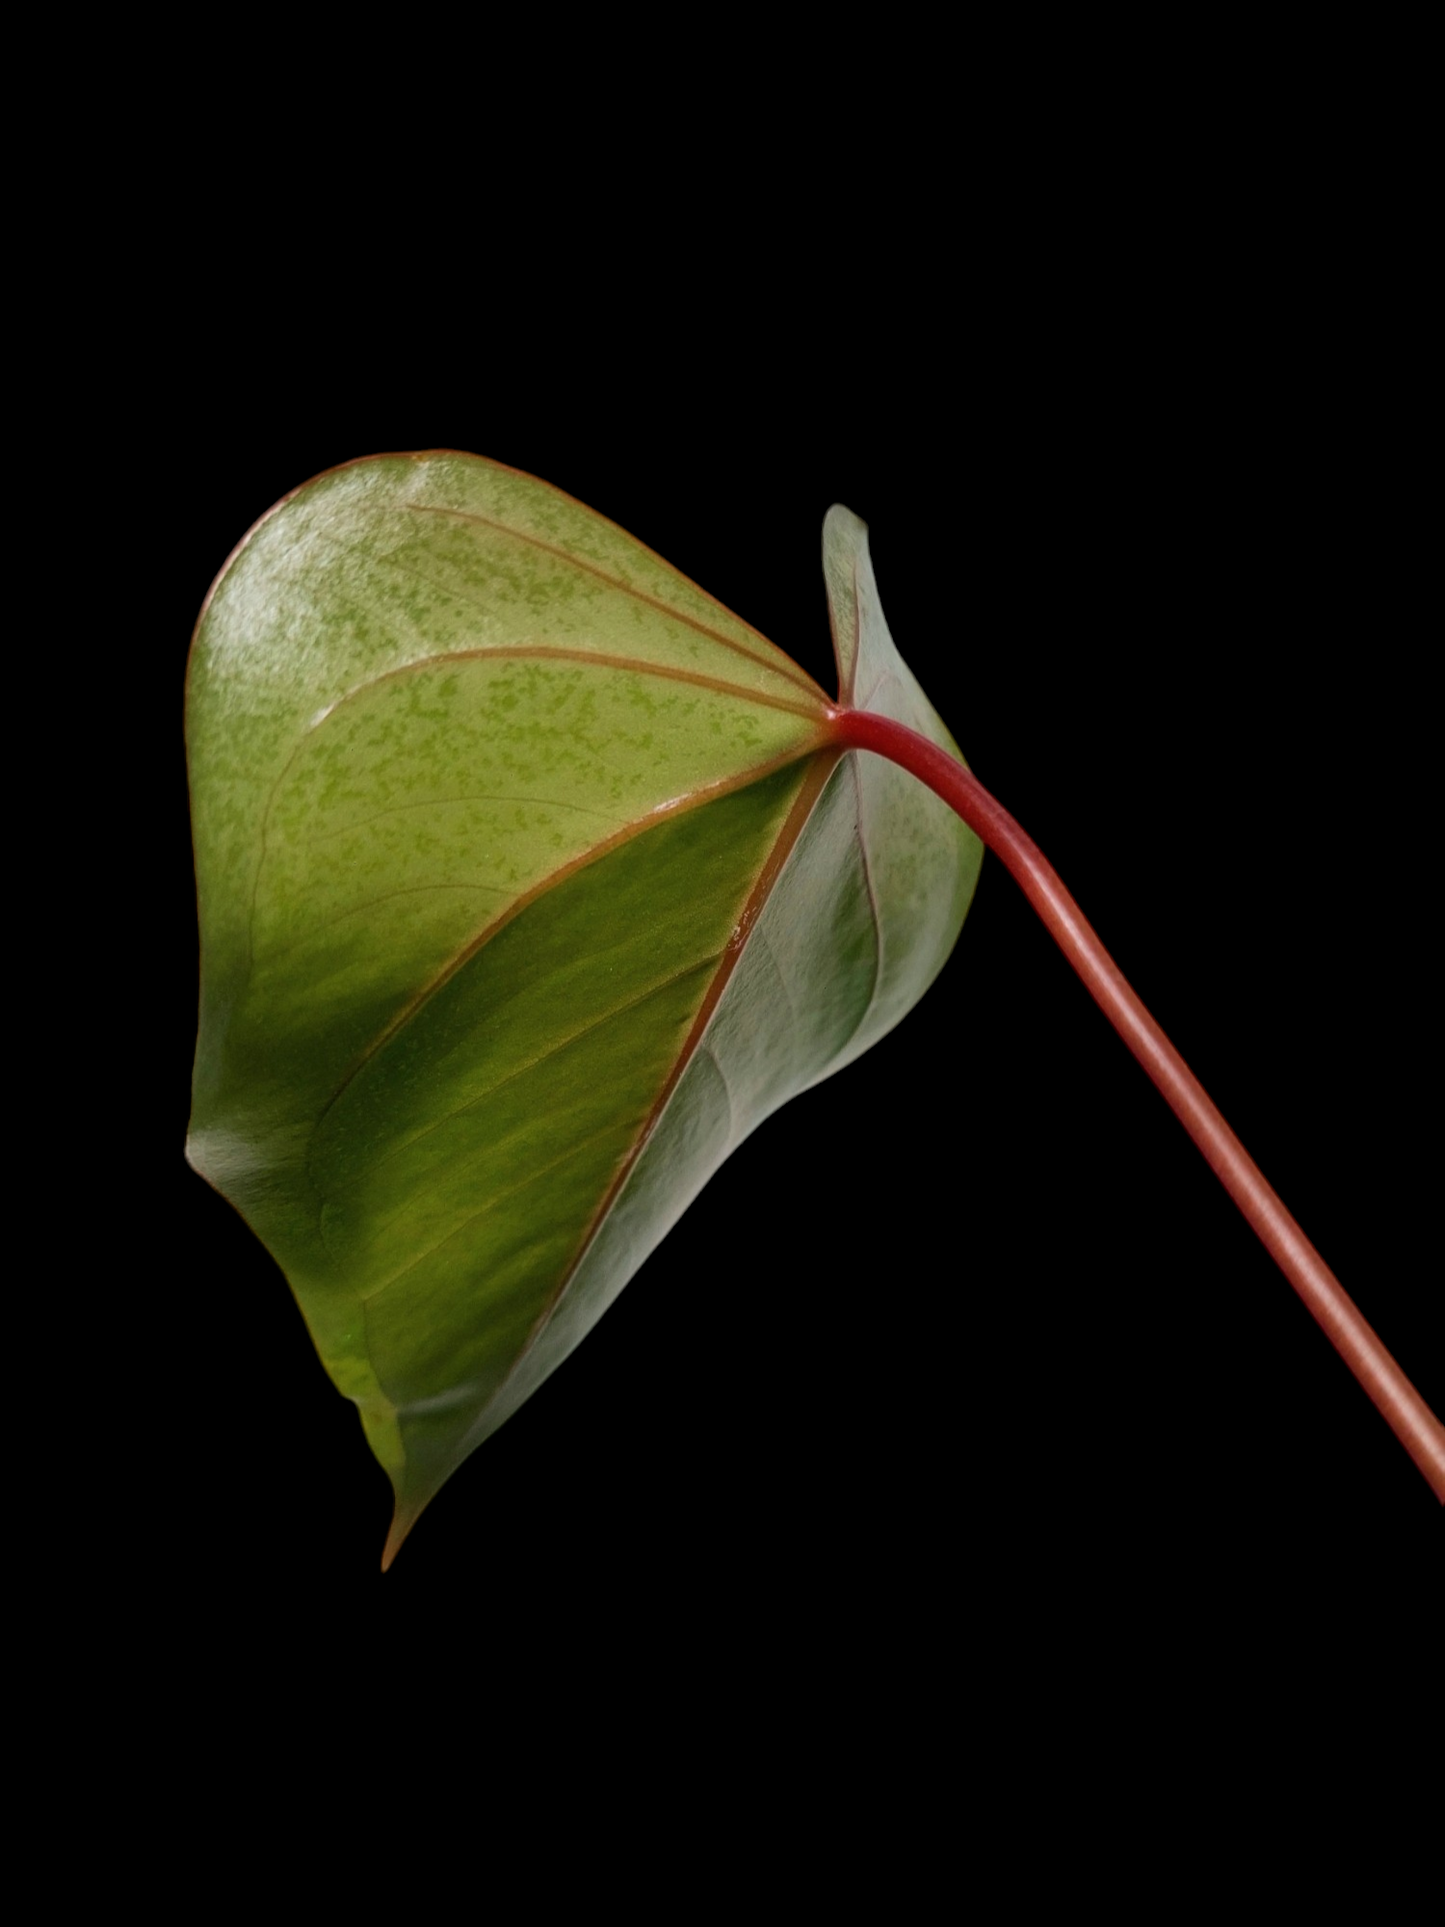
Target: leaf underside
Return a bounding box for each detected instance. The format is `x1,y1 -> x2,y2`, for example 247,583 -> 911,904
186,452 -> 982,1562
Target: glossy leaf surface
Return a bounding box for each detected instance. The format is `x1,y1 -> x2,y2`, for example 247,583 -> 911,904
187,453 -> 982,1560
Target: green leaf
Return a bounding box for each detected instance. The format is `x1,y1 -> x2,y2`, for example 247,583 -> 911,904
187,452 -> 983,1562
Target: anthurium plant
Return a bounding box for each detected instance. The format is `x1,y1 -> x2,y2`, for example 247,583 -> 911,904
186,450 -> 1444,1566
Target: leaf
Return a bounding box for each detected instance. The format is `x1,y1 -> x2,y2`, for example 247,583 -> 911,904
187,452 -> 983,1562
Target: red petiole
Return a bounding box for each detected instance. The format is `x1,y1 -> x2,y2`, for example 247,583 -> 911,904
829,705 -> 1445,1504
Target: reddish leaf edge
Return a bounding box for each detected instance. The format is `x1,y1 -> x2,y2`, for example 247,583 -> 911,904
827,705 -> 1445,1505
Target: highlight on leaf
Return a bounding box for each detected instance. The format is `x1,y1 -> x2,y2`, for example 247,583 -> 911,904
186,452 -> 983,1565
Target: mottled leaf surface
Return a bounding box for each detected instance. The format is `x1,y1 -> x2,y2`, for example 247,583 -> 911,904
187,453 -> 982,1560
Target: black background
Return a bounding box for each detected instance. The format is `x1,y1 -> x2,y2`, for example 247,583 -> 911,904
126,160 -> 1439,1691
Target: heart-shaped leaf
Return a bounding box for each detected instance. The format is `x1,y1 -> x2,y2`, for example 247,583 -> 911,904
187,452 -> 981,1561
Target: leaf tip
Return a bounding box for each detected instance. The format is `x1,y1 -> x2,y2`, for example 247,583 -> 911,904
380,1498 -> 422,1573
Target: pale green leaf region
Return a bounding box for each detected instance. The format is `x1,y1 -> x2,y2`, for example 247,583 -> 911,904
187,453 -> 982,1563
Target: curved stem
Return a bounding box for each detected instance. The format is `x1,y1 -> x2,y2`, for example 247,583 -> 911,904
829,706 -> 1445,1504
